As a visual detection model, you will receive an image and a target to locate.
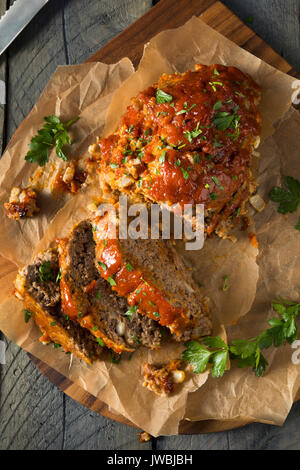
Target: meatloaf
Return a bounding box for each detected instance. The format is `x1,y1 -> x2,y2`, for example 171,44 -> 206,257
57,220 -> 162,353
90,64 -> 261,237
14,249 -> 102,363
92,212 -> 212,341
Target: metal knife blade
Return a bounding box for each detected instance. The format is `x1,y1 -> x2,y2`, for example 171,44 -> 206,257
0,0 -> 49,56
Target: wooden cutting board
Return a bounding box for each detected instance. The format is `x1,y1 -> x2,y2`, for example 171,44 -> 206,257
3,0 -> 300,434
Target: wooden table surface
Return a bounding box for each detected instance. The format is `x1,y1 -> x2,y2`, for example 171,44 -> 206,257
0,0 -> 300,450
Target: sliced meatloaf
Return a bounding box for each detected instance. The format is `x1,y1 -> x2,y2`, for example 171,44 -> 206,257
57,220 -> 162,353
14,249 -> 102,364
92,213 -> 212,342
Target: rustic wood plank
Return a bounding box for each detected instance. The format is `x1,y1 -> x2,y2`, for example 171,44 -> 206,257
222,0 -> 300,72
63,0 -> 153,65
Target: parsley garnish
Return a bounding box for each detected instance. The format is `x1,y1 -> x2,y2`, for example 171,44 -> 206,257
209,81 -> 223,92
181,168 -> 189,180
25,115 -> 79,166
110,162 -> 119,169
107,275 -> 117,286
126,262 -> 134,272
222,274 -> 229,291
24,309 -> 33,323
156,89 -> 173,104
210,193 -> 218,200
183,297 -> 300,378
55,268 -> 62,283
125,305 -> 138,319
176,103 -> 196,115
97,337 -> 105,346
184,122 -> 202,143
39,262 -> 53,282
98,262 -> 107,271
269,176 -> 300,213
212,106 -> 240,131
110,351 -> 121,364
213,100 -> 222,111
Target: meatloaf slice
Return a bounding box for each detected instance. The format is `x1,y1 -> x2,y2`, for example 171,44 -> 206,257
92,213 -> 212,342
57,220 -> 162,353
14,249 -> 102,364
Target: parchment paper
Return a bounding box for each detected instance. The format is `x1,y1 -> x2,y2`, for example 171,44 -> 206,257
0,17 -> 300,436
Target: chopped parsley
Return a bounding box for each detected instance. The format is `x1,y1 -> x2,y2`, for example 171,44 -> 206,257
110,162 -> 119,169
269,176 -> 300,214
56,268 -> 62,283
212,106 -> 240,132
181,168 -> 189,180
24,309 -> 33,323
126,262 -> 134,272
97,337 -> 105,346
184,122 -> 202,143
210,192 -> 218,200
209,81 -> 223,92
98,261 -> 107,271
176,102 -> 196,115
156,89 -> 173,104
213,100 -> 222,111
39,262 -> 53,282
107,275 -> 117,286
125,305 -> 138,319
222,274 -> 230,292
159,150 -> 166,164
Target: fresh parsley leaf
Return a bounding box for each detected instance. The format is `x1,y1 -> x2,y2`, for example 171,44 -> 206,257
24,309 -> 33,323
269,176 -> 300,214
210,349 -> 228,378
97,337 -> 105,347
107,275 -> 117,286
110,350 -> 121,364
182,341 -> 212,374
183,297 -> 300,378
222,274 -> 229,291
184,122 -> 202,143
25,115 -> 79,166
213,100 -> 222,111
125,305 -> 138,319
39,262 -> 53,282
156,89 -> 173,104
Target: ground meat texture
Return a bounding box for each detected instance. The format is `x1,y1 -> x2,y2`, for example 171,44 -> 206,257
21,250 -> 60,308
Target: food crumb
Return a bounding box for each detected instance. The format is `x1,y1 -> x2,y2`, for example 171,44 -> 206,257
248,232 -> 258,248
143,359 -> 185,397
138,431 -> 151,443
4,186 -> 39,219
